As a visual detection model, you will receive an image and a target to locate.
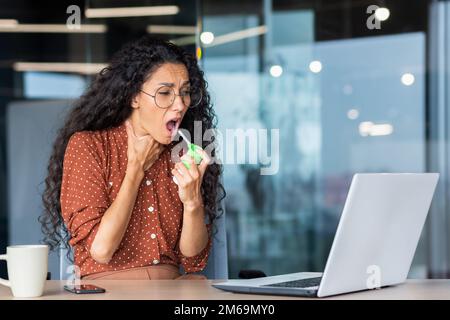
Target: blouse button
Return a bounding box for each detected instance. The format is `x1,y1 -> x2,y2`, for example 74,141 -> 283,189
148,206 -> 154,212
153,259 -> 159,265
150,233 -> 157,239
146,179 -> 151,186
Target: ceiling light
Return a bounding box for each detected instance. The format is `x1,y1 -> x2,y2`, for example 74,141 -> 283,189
200,32 -> 214,45
85,6 -> 179,18
147,25 -> 197,35
347,109 -> 359,120
13,62 -> 108,75
401,73 -> 415,86
204,25 -> 267,48
309,60 -> 322,73
269,65 -> 283,77
0,24 -> 106,33
0,19 -> 18,28
375,7 -> 390,21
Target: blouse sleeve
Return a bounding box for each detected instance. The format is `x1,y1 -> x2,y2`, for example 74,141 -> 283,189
176,223 -> 213,273
60,132 -> 109,253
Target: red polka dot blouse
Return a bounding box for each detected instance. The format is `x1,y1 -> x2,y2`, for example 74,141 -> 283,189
60,122 -> 211,277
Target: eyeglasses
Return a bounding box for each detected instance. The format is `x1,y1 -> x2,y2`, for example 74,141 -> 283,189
140,86 -> 202,109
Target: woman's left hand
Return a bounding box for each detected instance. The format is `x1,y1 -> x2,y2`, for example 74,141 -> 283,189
172,149 -> 211,210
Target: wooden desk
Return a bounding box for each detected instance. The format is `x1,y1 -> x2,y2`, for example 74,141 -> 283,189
1,279 -> 449,300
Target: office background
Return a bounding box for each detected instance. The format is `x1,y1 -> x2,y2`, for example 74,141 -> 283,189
1,0 -> 449,279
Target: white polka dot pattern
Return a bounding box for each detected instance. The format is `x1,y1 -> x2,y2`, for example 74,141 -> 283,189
60,122 -> 212,278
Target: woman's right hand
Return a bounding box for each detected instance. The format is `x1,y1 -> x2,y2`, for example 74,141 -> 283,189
90,120 -> 163,264
125,120 -> 164,175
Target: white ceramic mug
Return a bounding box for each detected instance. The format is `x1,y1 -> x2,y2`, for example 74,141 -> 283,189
0,245 -> 49,298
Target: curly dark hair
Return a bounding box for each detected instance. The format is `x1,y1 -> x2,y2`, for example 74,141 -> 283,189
39,36 -> 226,256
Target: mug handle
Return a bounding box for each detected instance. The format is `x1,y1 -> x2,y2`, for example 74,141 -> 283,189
0,254 -> 10,287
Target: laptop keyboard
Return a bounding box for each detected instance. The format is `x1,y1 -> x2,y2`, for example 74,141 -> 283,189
262,277 -> 322,288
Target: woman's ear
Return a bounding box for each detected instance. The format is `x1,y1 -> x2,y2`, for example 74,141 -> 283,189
131,93 -> 140,109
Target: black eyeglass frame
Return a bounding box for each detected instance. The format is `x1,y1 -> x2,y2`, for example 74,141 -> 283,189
140,86 -> 202,109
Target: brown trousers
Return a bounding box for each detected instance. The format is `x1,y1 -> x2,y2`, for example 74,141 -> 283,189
82,264 -> 207,280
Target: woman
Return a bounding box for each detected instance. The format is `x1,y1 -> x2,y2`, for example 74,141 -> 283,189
39,36 -> 225,280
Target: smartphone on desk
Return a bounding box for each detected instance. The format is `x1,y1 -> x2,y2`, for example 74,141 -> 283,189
64,284 -> 106,294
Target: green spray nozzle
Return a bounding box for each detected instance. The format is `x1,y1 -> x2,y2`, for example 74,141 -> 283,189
178,130 -> 203,170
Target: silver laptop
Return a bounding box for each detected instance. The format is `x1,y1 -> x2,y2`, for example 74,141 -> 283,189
213,173 -> 439,298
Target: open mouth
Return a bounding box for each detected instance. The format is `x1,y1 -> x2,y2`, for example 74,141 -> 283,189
165,117 -> 181,138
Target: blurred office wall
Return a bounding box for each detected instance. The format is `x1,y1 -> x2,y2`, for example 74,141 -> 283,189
7,100 -> 72,278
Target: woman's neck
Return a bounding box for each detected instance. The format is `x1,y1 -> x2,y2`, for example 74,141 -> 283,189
128,114 -> 147,138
